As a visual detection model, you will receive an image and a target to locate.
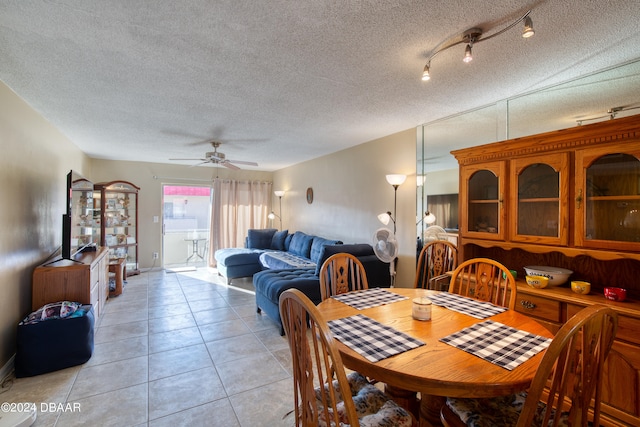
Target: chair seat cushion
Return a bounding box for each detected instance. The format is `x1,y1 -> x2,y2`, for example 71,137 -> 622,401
446,392 -> 569,427
316,372 -> 413,427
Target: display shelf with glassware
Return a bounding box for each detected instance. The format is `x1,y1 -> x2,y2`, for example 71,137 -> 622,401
94,181 -> 140,276
70,176 -> 95,254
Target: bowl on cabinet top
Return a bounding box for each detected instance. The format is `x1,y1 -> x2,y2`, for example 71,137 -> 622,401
604,287 -> 627,302
571,281 -> 591,295
523,266 -> 573,286
525,275 -> 549,289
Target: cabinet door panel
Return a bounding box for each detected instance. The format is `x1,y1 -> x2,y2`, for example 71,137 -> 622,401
510,153 -> 569,245
575,143 -> 640,251
460,161 -> 506,240
601,341 -> 640,419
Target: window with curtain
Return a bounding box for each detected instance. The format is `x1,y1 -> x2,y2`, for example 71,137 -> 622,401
427,194 -> 459,230
208,179 -> 272,266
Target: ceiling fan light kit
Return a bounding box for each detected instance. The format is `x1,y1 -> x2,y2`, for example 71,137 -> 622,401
421,10 -> 534,81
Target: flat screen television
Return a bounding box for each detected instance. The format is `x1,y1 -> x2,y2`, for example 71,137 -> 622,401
61,170 -> 94,260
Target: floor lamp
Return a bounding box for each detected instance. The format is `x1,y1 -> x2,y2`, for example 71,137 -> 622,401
377,174 -> 406,287
378,174 -> 406,234
268,190 -> 285,229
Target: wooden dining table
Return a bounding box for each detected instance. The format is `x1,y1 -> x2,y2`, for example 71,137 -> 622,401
317,287 -> 554,427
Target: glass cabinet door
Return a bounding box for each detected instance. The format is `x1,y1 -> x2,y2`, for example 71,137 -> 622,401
510,153 -> 569,245
460,161 -> 506,240
71,178 -> 95,252
96,181 -> 140,274
575,143 -> 640,251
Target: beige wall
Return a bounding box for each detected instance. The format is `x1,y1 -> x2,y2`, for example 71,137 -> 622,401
272,128 -> 417,287
0,82 -> 91,369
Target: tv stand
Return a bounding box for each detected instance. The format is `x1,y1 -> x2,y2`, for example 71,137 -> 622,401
32,247 -> 109,320
42,254 -> 83,266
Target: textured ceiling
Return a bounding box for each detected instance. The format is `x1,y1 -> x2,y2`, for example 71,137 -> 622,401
1,0 -> 639,171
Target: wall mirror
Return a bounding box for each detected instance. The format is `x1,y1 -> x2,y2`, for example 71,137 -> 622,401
417,58 -> 640,248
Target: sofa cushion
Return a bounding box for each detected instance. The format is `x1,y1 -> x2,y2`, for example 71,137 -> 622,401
259,251 -> 316,270
247,228 -> 277,249
315,243 -> 377,275
288,232 -> 314,258
270,229 -> 288,251
215,248 -> 265,266
254,268 -> 323,304
310,237 -> 343,265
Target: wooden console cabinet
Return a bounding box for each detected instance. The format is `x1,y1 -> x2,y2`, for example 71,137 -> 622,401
32,247 -> 109,320
452,114 -> 640,426
515,284 -> 640,427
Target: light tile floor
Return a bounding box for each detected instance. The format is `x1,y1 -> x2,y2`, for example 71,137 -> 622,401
1,268 -> 296,427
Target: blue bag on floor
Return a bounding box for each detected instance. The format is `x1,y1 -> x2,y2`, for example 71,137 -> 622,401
14,303 -> 94,377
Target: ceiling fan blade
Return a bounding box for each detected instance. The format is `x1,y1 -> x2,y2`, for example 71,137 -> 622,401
189,161 -> 210,168
169,158 -> 207,161
222,161 -> 240,170
227,159 -> 259,166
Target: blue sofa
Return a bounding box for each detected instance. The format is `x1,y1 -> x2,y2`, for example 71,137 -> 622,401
214,229 -> 342,284
254,243 -> 391,334
214,229 -> 391,334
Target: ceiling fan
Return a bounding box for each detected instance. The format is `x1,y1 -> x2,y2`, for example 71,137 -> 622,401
169,142 -> 258,170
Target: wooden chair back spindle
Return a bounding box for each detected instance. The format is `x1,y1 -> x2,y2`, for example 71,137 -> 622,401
319,253 -> 369,301
414,240 -> 458,290
280,289 -> 361,426
448,257 -> 516,309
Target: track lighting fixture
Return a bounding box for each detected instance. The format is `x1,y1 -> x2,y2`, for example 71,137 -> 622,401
422,63 -> 431,81
421,10 -> 535,81
522,16 -> 535,38
463,43 -> 473,63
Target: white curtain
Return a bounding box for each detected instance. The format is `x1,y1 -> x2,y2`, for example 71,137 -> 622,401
208,179 -> 272,266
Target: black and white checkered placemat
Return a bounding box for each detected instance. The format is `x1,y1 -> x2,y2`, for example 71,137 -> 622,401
440,320 -> 552,371
328,314 -> 425,363
330,288 -> 408,310
428,292 -> 507,319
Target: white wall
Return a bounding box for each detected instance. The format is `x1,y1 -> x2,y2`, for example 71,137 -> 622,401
273,128 -> 417,287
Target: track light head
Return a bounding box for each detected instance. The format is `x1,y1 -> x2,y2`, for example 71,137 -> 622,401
463,44 -> 473,63
422,63 -> 431,81
522,16 -> 535,38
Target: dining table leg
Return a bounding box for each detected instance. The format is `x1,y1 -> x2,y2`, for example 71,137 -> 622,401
384,384 -> 420,420
419,394 -> 445,427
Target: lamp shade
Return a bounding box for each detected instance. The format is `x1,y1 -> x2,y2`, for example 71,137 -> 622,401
268,212 -> 276,220
385,174 -> 407,186
274,190 -> 285,197
424,211 -> 436,225
377,212 -> 391,225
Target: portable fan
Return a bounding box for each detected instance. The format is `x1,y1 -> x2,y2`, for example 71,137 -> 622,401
423,225 -> 447,242
373,228 -> 399,287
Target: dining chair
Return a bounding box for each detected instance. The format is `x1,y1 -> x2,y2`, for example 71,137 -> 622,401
414,240 -> 458,290
440,304 -> 618,427
279,288 -> 414,427
319,253 -> 369,301
448,257 -> 516,309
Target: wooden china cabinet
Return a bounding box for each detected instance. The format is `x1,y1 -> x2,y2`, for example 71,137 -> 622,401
94,181 -> 140,276
452,114 -> 640,426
